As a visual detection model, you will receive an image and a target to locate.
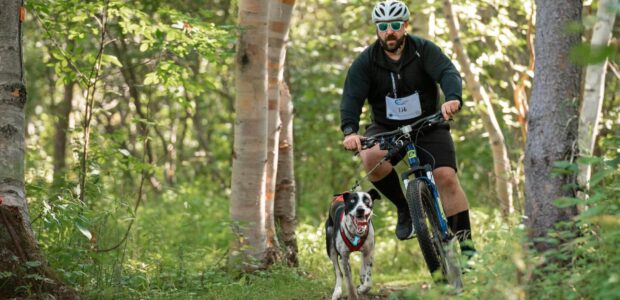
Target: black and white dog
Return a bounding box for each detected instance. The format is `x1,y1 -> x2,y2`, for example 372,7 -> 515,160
325,189 -> 381,300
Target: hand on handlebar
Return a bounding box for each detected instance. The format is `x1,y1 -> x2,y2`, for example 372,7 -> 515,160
342,133 -> 362,152
441,100 -> 461,121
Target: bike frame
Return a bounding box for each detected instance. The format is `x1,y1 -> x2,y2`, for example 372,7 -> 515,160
401,142 -> 450,239
359,112 -> 451,240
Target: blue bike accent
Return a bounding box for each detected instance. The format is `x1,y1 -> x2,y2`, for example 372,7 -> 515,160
405,143 -> 449,240
418,176 -> 449,239
405,143 -> 419,167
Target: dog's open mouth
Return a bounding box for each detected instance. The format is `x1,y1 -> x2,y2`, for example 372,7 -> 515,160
352,214 -> 371,234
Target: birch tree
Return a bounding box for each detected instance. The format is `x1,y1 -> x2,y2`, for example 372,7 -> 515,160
264,0 -> 296,263
578,0 -> 617,191
0,1 -> 75,297
525,0 -> 582,251
274,83 -> 298,266
230,0 -> 271,271
443,0 -> 515,217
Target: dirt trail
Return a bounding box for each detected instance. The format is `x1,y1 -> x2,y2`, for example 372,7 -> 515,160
323,282 -> 433,299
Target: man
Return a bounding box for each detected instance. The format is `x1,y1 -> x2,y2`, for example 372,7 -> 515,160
340,0 -> 475,256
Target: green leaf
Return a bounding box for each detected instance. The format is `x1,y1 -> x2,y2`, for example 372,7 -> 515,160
50,49 -> 65,61
577,155 -> 604,165
139,42 -> 150,52
570,43 -> 616,66
554,197 -> 582,208
144,72 -> 159,85
25,260 -> 42,268
591,167 -> 614,187
553,160 -> 576,169
553,160 -> 579,174
101,54 -> 123,67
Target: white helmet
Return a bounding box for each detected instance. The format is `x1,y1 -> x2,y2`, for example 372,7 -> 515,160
371,0 -> 410,23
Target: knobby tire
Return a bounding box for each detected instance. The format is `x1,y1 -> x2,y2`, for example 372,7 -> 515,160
407,178 -> 463,290
407,179 -> 441,273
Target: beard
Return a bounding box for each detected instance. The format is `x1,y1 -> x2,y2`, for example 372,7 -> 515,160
378,33 -> 406,53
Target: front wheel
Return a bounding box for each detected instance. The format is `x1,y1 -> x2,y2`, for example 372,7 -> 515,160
406,178 -> 463,290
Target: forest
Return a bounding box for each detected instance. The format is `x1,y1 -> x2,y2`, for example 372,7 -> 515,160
0,0 -> 618,299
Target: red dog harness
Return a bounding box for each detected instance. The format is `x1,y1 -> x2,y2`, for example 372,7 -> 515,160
333,195 -> 368,252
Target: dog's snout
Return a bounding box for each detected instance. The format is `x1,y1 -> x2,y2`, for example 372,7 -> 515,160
356,208 -> 366,216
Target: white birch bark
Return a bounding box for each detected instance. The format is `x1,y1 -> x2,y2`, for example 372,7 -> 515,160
0,1 -> 75,296
443,0 -> 515,217
264,0 -> 296,264
274,82 -> 298,266
230,0 -> 270,271
578,0 -> 617,191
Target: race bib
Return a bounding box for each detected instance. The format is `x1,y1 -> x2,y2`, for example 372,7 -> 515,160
385,92 -> 422,120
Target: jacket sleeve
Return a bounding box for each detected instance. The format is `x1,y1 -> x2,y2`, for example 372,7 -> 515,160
421,40 -> 463,107
340,53 -> 371,133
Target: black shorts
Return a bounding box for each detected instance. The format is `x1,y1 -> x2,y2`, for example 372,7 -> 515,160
363,122 -> 458,172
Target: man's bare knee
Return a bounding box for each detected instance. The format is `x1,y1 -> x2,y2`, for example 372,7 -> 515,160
433,167 -> 459,191
360,146 -> 392,181
433,167 -> 469,216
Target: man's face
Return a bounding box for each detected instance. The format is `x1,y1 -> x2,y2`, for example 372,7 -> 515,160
376,20 -> 408,53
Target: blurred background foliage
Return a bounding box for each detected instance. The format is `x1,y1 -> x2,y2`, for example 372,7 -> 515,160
16,0 -> 619,298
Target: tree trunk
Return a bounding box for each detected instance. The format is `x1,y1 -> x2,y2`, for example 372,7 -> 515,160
578,0 -> 617,191
411,3 -> 434,39
274,82 -> 298,267
0,1 -> 77,297
443,0 -> 515,217
511,6 -> 535,143
525,0 -> 582,252
53,82 -> 74,184
264,0 -> 296,265
230,0 -> 270,272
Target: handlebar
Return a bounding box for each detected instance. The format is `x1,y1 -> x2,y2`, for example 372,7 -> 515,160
360,112 -> 446,151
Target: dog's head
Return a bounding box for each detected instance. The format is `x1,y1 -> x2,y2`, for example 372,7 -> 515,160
342,189 -> 381,234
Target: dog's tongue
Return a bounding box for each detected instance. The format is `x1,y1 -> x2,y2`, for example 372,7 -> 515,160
353,216 -> 369,232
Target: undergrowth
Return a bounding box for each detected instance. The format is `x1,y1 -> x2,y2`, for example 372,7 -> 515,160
22,137 -> 620,299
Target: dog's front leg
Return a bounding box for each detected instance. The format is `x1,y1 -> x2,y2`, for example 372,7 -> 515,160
329,250 -> 343,300
358,243 -> 374,294
340,254 -> 358,300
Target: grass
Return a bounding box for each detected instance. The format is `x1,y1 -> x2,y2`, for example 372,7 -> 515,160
29,179 -> 470,299
24,151 -> 620,299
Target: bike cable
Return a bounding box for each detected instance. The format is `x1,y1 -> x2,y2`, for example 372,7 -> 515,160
350,156 -> 388,191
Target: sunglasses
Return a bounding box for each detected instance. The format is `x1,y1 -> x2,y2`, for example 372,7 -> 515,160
376,21 -> 404,32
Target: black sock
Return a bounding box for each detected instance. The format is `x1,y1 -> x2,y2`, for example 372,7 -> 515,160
371,169 -> 408,212
447,210 -> 475,253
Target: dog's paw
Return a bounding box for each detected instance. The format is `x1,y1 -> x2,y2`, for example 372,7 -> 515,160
331,288 -> 342,300
357,284 -> 371,294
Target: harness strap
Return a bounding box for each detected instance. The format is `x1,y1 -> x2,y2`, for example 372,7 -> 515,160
339,212 -> 367,252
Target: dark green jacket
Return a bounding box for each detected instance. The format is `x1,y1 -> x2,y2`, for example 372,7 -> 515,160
340,35 -> 462,134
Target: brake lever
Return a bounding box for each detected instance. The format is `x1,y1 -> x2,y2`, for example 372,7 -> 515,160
353,137 -> 374,156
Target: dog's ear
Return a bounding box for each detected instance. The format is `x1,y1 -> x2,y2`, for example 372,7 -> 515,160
367,189 -> 381,200
341,191 -> 352,201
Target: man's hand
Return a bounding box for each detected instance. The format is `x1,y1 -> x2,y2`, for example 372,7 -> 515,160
342,134 -> 362,152
441,99 -> 461,120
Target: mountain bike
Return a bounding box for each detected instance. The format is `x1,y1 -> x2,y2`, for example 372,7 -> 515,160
361,112 -> 463,290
